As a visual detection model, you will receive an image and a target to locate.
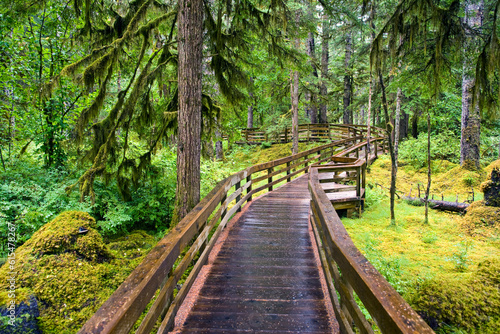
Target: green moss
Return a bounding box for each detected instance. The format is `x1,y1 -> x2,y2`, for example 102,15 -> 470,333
410,259 -> 500,331
28,211 -> 111,261
0,211 -> 157,333
463,201 -> 500,233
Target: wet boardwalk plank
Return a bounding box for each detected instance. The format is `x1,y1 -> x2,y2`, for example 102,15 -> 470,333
174,176 -> 336,333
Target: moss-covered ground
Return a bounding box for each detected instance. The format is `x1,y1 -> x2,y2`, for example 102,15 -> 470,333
0,211 -> 157,333
2,141 -> 497,333
343,157 -> 500,333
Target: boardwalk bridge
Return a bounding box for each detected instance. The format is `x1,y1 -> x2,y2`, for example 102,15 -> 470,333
79,125 -> 434,334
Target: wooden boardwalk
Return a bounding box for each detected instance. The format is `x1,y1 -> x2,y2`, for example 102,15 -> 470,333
173,176 -> 337,333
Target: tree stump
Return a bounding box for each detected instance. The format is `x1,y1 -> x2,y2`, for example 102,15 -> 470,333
481,168 -> 500,207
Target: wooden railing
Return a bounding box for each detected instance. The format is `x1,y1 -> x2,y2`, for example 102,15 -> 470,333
78,126 -> 378,334
240,123 -> 386,144
309,161 -> 434,333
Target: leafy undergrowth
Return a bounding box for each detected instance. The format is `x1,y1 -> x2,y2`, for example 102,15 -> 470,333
0,211 -> 157,334
343,158 -> 500,333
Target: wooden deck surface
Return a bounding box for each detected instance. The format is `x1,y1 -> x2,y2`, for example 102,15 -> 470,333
173,176 -> 338,333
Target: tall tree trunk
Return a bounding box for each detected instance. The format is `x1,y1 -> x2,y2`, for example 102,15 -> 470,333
215,129 -> 223,161
172,0 -> 204,224
367,0 -> 376,154
411,110 -> 419,138
379,71 -> 397,225
291,67 -> 299,154
400,110 -> 409,139
395,87 -> 402,166
343,32 -> 352,124
425,110 -> 431,224
247,78 -> 254,128
306,32 -> 318,124
460,0 -> 483,170
319,15 -> 329,124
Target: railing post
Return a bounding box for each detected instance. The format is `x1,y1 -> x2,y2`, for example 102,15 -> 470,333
286,162 -> 291,182
267,167 -> 273,191
304,155 -> 309,174
375,140 -> 378,158
285,127 -> 288,143
247,175 -> 252,202
221,194 -> 227,221
245,129 -> 249,143
307,124 -> 310,142
356,167 -> 361,198
235,181 -> 241,212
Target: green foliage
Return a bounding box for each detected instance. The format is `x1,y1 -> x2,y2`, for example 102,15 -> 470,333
399,131 -> 460,168
446,239 -> 473,272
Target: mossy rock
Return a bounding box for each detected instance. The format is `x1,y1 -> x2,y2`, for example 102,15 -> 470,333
480,161 -> 500,207
0,211 -> 156,333
410,259 -> 500,331
462,201 -> 500,232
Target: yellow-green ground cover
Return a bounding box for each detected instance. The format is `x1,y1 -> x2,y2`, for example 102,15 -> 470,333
343,157 -> 500,333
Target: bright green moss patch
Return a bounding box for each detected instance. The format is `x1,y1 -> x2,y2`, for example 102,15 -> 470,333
345,157 -> 500,332
0,211 -> 157,333
410,259 -> 500,331
28,211 -> 111,261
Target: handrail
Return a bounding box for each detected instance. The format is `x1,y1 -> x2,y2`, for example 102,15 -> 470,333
240,123 -> 387,144
308,157 -> 434,333
78,125 -> 387,334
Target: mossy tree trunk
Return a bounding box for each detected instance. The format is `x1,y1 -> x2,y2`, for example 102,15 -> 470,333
379,71 -> 397,225
425,109 -> 432,224
319,15 -> 329,124
247,77 -> 254,128
343,32 -> 352,125
172,0 -> 204,224
291,67 -> 299,154
306,32 -> 318,124
460,0 -> 483,171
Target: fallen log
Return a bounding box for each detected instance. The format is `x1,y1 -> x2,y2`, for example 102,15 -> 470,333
403,196 -> 469,213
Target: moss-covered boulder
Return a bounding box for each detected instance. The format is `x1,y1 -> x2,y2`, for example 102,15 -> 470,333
0,211 -> 156,333
410,259 -> 500,331
29,211 -> 111,261
462,201 -> 500,234
481,160 -> 500,207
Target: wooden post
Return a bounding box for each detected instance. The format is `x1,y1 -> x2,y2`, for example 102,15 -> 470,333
285,127 -> 288,143
356,167 -> 361,198
304,155 -> 309,174
245,129 -> 249,143
286,162 -> 291,182
375,140 -> 378,158
247,175 -> 252,202
221,194 -> 227,221
268,167 -> 273,191
235,181 -> 241,212
307,124 -> 310,142
362,163 -> 366,190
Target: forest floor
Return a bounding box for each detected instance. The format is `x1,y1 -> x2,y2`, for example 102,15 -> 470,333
1,142 -> 498,333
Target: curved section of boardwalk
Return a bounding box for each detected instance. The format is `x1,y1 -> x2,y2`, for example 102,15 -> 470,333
174,176 -> 337,333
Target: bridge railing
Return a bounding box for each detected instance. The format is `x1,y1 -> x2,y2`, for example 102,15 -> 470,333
309,158 -> 434,333
78,126 -> 381,334
240,123 -> 386,144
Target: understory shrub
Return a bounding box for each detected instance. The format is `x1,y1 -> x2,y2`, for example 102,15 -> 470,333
399,131 -> 460,168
